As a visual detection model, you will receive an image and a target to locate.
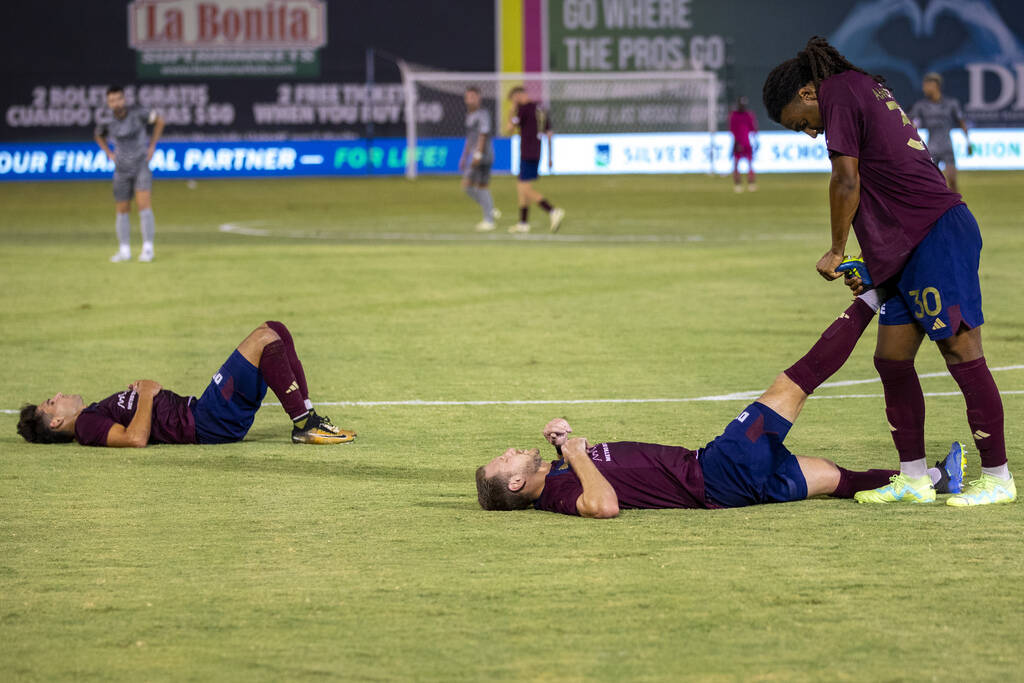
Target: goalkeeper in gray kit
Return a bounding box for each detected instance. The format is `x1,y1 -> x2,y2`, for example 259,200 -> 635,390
94,85 -> 165,263
459,86 -> 500,232
909,73 -> 971,194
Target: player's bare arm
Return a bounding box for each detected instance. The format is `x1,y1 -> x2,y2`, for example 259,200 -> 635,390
818,154 -> 860,280
105,380 -> 161,448
959,117 -> 972,156
147,114 -> 166,162
562,437 -> 619,519
94,130 -> 115,162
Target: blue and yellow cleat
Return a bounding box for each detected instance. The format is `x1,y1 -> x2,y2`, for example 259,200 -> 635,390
935,441 -> 968,494
947,474 -> 1017,506
836,256 -> 873,287
854,473 -> 935,504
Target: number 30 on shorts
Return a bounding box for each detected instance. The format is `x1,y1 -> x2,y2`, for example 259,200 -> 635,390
908,287 -> 942,319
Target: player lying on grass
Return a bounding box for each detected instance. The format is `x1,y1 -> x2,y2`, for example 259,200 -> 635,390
476,285 -> 969,517
16,321 -> 355,447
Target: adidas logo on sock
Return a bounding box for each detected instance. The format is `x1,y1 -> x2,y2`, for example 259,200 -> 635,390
974,429 -> 990,440
931,318 -> 947,331
285,381 -> 299,394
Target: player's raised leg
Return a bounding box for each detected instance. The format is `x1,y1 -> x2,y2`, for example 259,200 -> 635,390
236,322 -> 356,444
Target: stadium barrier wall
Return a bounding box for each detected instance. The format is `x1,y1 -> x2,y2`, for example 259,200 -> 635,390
1,130 -> 1022,181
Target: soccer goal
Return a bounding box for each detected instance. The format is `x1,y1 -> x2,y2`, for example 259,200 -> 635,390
399,64 -> 720,179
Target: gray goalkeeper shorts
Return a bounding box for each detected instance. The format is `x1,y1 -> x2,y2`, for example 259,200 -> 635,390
113,165 -> 153,201
464,162 -> 492,186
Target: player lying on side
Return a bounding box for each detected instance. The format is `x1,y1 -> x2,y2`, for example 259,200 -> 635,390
17,321 -> 355,448
476,284 -> 968,517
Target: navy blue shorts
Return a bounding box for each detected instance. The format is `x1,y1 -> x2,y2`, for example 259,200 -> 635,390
879,204 -> 983,341
519,159 -> 540,181
699,402 -> 808,508
192,350 -> 268,444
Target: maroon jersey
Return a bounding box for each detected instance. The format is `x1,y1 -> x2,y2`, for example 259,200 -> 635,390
74,389 -> 197,447
534,442 -> 713,515
511,101 -> 550,160
819,71 -> 963,284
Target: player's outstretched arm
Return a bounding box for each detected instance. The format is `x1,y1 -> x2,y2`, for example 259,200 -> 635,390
563,437 -> 619,518
105,380 -> 161,447
818,155 -> 860,280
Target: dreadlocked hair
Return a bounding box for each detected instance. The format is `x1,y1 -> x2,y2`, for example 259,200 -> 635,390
762,36 -> 885,123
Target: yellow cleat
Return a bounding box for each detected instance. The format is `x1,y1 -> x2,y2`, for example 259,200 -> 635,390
947,474 -> 1016,506
854,473 -> 935,504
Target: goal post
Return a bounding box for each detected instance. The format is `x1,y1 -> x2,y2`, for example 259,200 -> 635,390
399,65 -> 720,179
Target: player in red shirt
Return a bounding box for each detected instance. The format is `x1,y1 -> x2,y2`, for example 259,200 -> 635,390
728,96 -> 758,192
762,37 -> 1013,506
504,86 -> 565,234
476,286 -> 967,516
17,321 -> 355,447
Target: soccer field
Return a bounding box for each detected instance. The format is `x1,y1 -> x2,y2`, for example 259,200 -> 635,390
1,172 -> 1022,681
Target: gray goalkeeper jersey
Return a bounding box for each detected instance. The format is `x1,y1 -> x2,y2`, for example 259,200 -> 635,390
909,97 -> 963,156
464,108 -> 494,164
95,106 -> 157,173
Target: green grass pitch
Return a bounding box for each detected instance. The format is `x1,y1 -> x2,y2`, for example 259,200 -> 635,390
1,172 -> 1022,681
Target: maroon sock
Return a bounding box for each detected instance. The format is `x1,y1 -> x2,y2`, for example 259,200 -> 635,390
874,357 -> 926,463
264,321 -> 309,401
259,340 -> 308,421
830,467 -> 898,498
783,298 -> 876,394
539,199 -> 553,212
947,356 -> 1006,468
519,206 -> 528,223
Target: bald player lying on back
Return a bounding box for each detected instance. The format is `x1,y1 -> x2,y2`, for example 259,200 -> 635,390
476,281 -> 966,516
17,321 -> 355,447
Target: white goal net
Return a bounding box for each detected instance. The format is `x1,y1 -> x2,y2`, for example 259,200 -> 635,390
399,66 -> 720,178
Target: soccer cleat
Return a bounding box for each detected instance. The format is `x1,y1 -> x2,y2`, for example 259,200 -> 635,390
474,220 -> 496,232
292,412 -> 356,445
947,474 -> 1016,506
110,249 -> 131,263
549,207 -> 565,233
836,256 -> 873,287
491,208 -> 502,221
747,183 -> 758,192
733,184 -> 743,193
934,442 -> 968,494
138,246 -> 154,263
508,222 -> 531,234
854,473 -> 935,504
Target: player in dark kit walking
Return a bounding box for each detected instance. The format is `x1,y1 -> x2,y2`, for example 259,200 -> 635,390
94,86 -> 165,263
909,72 -> 971,193
476,286 -> 967,516
505,86 -> 564,234
17,321 -> 355,448
762,37 -> 1013,505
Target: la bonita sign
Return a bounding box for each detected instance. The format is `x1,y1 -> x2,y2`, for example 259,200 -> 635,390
129,0 -> 326,49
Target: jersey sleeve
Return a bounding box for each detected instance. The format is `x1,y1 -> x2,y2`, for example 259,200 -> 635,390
74,411 -> 115,446
950,98 -> 964,123
478,110 -> 492,136
94,123 -> 108,139
822,97 -> 862,158
908,100 -> 922,124
534,470 -> 583,516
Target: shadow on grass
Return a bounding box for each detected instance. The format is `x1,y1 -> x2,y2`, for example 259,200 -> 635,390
131,451 -> 458,484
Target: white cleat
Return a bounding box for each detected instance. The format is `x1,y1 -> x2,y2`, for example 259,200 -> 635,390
508,222 -> 531,234
110,250 -> 131,263
138,246 -> 154,263
475,220 -> 496,232
549,207 -> 565,233
733,185 -> 744,194
491,208 -> 502,220
747,183 -> 758,192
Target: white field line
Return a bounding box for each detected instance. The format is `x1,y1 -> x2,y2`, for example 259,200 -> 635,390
217,221 -> 817,244
5,366 -> 1021,414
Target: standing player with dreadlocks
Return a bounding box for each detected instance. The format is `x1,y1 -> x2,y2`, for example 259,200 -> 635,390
761,37 -> 1014,506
